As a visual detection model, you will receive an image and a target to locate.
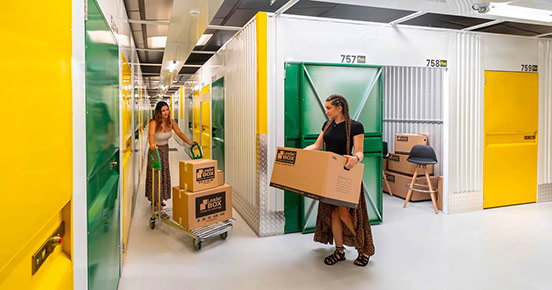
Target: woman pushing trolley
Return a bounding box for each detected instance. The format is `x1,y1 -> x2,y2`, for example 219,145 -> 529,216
147,101 -> 233,250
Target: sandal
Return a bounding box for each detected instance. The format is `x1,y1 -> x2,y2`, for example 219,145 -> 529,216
354,253 -> 370,267
324,247 -> 346,265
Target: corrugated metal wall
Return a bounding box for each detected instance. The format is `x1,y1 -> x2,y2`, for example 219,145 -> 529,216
454,33 -> 483,194
539,40 -> 552,185
223,20 -> 260,231
383,66 -> 445,176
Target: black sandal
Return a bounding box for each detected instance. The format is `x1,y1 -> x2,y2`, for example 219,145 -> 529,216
354,254 -> 370,267
324,247 -> 346,265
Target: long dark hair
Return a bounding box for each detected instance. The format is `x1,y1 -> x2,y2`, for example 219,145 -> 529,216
152,101 -> 171,132
323,94 -> 352,155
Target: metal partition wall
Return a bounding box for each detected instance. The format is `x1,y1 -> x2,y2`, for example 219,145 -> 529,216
284,62 -> 383,234
449,33 -> 484,213
383,66 -> 445,176
538,40 -> 552,202
223,20 -> 260,234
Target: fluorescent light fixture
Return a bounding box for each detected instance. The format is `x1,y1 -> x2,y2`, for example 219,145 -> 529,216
487,2 -> 552,22
148,36 -> 167,48
195,34 -> 212,46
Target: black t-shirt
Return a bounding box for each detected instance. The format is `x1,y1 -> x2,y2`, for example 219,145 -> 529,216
322,120 -> 364,155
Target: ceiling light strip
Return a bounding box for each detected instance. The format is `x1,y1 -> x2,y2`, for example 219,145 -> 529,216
206,25 -> 241,31
536,32 -> 552,38
462,19 -> 503,31
389,11 -> 427,25
135,48 -> 164,52
191,50 -> 217,54
128,19 -> 169,25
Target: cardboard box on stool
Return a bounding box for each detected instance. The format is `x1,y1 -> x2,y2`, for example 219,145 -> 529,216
172,184 -> 233,231
383,170 -> 438,202
387,153 -> 434,176
395,134 -> 428,154
270,147 -> 364,208
179,159 -> 218,192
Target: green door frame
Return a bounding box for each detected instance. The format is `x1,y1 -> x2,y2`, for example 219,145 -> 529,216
284,62 -> 383,234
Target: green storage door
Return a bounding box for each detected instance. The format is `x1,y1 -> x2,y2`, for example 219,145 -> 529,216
284,62 -> 383,234
85,0 -> 121,289
212,77 -> 225,172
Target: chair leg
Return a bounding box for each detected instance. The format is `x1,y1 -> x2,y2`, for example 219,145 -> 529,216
383,170 -> 393,196
403,165 -> 419,208
424,166 -> 438,214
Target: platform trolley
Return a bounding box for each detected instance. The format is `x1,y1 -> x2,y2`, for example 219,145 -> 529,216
148,143 -> 233,250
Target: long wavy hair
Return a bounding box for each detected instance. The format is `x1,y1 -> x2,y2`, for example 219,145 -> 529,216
322,94 -> 352,155
152,101 -> 171,132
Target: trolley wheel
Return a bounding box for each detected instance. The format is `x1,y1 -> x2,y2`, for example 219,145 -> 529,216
193,239 -> 202,250
219,232 -> 228,240
149,218 -> 156,230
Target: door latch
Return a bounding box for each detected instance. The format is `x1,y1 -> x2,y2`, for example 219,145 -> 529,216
110,161 -> 118,170
32,222 -> 65,275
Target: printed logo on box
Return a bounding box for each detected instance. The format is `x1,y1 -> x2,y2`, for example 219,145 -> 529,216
196,167 -> 216,184
276,150 -> 297,165
196,192 -> 226,218
397,136 -> 408,142
389,155 -> 400,162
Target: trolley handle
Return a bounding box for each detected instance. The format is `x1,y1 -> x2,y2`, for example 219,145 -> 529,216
150,148 -> 162,171
190,143 -> 204,160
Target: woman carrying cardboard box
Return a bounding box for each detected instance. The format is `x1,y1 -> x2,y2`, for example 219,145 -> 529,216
146,101 -> 196,210
304,94 -> 375,267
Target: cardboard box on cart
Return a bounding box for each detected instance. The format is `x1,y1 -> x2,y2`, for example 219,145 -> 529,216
179,159 -> 218,192
270,147 -> 364,208
172,184 -> 233,231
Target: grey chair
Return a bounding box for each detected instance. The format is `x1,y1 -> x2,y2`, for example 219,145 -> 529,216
403,145 -> 439,214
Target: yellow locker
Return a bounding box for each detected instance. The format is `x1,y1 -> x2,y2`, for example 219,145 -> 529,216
483,71 -> 539,208
0,1 -> 73,288
201,85 -> 211,159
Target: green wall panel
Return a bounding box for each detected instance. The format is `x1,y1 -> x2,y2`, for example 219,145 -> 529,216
85,1 -> 121,289
284,62 -> 383,234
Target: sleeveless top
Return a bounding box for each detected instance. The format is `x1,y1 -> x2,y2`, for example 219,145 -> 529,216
154,131 -> 172,145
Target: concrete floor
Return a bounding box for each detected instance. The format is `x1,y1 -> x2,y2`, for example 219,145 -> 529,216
118,144 -> 552,290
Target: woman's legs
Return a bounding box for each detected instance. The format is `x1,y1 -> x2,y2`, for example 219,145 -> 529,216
331,206 -> 356,250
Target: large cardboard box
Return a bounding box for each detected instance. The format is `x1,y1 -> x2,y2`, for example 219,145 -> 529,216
387,153 -> 434,176
383,170 -> 438,201
395,133 -> 428,154
270,147 -> 364,208
172,184 -> 233,231
179,159 -> 218,192
216,170 -> 224,186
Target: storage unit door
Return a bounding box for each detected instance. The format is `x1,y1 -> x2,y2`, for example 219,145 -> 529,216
212,78 -> 225,172
85,0 -> 121,289
483,71 -> 539,208
284,63 -> 383,234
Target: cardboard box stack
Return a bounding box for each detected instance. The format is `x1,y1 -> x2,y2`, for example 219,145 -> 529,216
172,159 -> 232,231
270,147 -> 364,208
384,134 -> 442,205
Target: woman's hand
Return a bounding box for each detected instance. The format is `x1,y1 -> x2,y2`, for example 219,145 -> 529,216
344,155 -> 359,170
188,141 -> 198,146
150,144 -> 158,150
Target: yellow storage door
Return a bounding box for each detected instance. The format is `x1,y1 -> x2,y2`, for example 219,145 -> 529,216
201,85 -> 211,159
0,1 -> 73,288
483,71 -> 539,208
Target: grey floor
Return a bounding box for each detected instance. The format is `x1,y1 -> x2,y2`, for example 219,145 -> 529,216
119,143 -> 552,290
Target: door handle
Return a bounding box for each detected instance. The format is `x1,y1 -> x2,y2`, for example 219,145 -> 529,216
32,222 -> 65,275
110,161 -> 118,170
